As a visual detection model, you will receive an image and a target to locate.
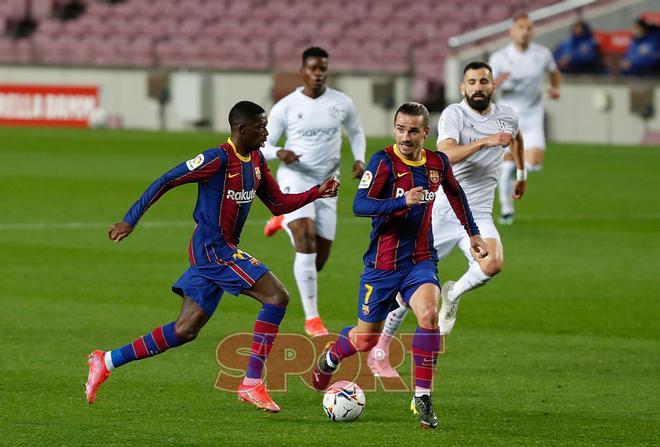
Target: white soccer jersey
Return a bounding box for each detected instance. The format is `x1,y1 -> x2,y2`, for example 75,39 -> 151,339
262,87 -> 366,182
489,43 -> 557,114
435,100 -> 519,216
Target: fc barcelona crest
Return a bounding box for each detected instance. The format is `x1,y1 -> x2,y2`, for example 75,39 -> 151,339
429,169 -> 439,183
254,166 -> 261,180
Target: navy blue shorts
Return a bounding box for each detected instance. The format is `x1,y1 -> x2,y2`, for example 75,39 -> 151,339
357,260 -> 440,323
172,248 -> 270,316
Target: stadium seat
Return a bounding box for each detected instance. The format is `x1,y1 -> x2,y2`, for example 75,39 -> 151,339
0,0 -> 580,101
594,30 -> 633,55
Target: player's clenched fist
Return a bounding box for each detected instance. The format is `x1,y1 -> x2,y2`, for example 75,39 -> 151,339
404,186 -> 424,206
318,177 -> 340,198
108,221 -> 134,243
513,179 -> 527,199
469,235 -> 489,258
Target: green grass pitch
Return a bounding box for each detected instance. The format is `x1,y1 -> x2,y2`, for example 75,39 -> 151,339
1,127 -> 658,446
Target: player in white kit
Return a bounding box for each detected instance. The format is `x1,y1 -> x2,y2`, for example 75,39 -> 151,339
489,13 -> 560,224
367,61 -> 527,378
262,47 -> 366,337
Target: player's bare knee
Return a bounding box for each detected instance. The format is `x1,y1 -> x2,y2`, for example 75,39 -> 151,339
174,319 -> 202,342
418,307 -> 439,329
295,234 -> 316,253
482,258 -> 503,277
353,334 -> 379,352
268,286 -> 289,307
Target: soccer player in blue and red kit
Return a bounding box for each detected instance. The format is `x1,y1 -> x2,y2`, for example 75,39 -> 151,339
311,102 -> 487,429
85,101 -> 339,412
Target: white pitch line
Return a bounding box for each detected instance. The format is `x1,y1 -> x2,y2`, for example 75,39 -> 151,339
0,219 -> 363,231
0,213 -> 659,231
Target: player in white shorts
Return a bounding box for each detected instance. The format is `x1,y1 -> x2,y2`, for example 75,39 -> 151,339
489,13 -> 560,224
368,61 -> 527,377
261,47 -> 366,337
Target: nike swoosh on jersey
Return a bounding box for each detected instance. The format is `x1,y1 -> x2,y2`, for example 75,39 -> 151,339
396,172 -> 409,177
228,172 -> 240,178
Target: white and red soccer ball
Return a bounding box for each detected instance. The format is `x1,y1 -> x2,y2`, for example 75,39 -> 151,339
322,381 -> 366,422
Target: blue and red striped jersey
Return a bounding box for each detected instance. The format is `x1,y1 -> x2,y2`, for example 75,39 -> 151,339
123,138 -> 321,266
353,144 -> 478,271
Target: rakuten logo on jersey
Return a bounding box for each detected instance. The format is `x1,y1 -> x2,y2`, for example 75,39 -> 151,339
395,187 -> 435,202
226,189 -> 256,203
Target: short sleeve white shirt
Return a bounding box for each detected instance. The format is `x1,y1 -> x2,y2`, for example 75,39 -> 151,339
436,100 -> 519,216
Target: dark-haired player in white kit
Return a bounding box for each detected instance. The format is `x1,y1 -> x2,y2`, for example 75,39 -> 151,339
262,47 -> 366,337
368,61 -> 527,377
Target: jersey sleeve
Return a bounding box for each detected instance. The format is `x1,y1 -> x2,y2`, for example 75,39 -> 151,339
256,155 -> 321,215
544,46 -> 558,72
488,51 -> 503,77
343,96 -> 367,163
353,151 -> 407,216
262,100 -> 287,160
437,152 -> 480,236
511,110 -> 520,137
123,149 -> 223,226
437,106 -> 462,144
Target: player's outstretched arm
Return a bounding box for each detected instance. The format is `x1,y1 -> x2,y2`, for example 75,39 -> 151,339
108,221 -> 134,243
123,150 -> 222,228
318,177 -> 340,198
549,70 -> 561,99
439,154 -> 480,237
257,160 -> 330,215
510,131 -> 527,200
437,133 -> 511,164
344,96 -> 367,176
438,138 -> 484,164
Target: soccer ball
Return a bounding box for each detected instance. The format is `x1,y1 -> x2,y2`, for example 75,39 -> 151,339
322,381 -> 366,422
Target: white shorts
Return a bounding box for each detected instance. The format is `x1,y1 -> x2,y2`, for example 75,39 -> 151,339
518,107 -> 546,150
277,171 -> 338,241
519,124 -> 545,151
432,211 -> 501,261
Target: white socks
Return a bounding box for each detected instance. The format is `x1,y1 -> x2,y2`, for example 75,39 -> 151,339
326,351 -> 337,368
415,388 -> 431,397
371,304 -> 409,354
293,252 -> 318,319
103,352 -> 115,371
382,305 -> 409,338
448,260 -> 491,302
498,160 -> 516,216
525,161 -> 543,172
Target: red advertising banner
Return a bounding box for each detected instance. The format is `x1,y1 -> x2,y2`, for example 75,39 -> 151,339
0,84 -> 99,128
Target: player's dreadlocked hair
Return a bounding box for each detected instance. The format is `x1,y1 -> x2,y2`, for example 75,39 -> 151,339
228,101 -> 265,129
302,46 -> 329,65
394,102 -> 430,127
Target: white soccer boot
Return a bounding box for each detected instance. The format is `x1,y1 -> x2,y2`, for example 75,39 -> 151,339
438,281 -> 459,335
